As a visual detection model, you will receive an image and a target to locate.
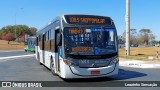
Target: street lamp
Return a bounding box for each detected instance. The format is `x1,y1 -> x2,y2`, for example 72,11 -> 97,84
15,8 -> 23,42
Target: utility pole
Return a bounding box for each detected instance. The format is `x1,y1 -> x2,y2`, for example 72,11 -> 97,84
125,0 -> 130,56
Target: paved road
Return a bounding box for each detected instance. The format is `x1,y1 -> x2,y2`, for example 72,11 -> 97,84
0,51 -> 34,57
1,56 -> 160,81
0,51 -> 160,90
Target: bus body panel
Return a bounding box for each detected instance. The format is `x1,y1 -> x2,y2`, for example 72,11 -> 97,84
36,46 -> 55,69
70,64 -> 116,76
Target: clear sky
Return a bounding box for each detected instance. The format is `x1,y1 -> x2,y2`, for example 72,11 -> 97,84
0,0 -> 160,38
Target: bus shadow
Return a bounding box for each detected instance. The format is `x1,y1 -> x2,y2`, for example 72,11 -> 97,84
63,76 -> 114,82
63,69 -> 147,82
112,69 -> 147,80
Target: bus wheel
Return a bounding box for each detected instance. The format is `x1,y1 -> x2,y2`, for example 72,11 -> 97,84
50,58 -> 57,76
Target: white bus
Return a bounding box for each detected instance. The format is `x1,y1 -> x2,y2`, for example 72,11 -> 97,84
35,14 -> 119,79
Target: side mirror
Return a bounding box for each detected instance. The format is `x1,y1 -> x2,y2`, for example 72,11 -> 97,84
56,34 -> 62,46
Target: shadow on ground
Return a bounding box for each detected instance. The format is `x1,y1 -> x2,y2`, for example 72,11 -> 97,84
111,69 -> 147,80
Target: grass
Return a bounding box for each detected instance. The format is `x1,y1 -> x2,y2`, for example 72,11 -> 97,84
119,47 -> 160,60
0,40 -> 25,50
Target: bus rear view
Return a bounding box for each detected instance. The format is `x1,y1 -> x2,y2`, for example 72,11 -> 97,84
36,14 -> 119,79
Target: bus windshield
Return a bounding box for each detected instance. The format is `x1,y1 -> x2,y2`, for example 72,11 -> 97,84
63,27 -> 117,58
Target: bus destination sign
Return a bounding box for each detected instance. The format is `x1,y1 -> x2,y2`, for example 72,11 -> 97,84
64,15 -> 112,25
69,17 -> 105,24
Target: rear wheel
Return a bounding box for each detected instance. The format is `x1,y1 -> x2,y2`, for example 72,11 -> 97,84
50,58 -> 57,76
24,49 -> 27,52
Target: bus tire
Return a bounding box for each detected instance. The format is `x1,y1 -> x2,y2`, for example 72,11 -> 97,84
50,57 -> 57,76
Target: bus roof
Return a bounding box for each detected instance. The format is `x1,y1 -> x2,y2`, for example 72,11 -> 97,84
37,14 -> 113,36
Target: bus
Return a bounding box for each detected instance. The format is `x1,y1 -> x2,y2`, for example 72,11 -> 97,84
24,36 -> 36,52
35,14 -> 119,79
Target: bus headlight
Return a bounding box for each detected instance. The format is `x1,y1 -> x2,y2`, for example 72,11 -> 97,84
110,57 -> 119,64
63,59 -> 78,66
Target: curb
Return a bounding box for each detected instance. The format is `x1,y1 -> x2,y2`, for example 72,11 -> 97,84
119,60 -> 160,68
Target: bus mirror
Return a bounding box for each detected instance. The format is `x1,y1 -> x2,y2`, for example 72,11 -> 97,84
56,34 -> 62,46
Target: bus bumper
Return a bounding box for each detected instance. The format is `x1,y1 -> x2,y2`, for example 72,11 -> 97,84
60,62 -> 119,79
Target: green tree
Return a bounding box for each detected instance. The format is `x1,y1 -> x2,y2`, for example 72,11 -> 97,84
0,25 -> 37,42
29,27 -> 37,35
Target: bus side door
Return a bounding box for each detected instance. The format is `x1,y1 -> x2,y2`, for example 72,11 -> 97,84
55,29 -> 62,72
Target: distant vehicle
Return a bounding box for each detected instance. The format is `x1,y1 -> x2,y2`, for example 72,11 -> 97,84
24,36 -> 36,52
36,14 -> 119,79
131,44 -> 138,47
118,44 -> 125,48
154,43 -> 160,47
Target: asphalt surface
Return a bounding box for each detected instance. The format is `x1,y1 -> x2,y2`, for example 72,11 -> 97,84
0,51 -> 160,90
0,51 -> 34,57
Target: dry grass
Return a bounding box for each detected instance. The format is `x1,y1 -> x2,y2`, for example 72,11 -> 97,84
0,40 -> 25,50
119,47 -> 160,56
119,47 -> 160,60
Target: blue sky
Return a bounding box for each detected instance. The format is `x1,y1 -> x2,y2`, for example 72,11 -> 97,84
0,0 -> 160,39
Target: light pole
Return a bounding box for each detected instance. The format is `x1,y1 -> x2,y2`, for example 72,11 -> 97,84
14,8 -> 23,49
125,0 -> 130,56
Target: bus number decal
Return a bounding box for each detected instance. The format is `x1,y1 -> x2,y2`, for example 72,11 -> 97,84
72,47 -> 92,52
69,29 -> 86,34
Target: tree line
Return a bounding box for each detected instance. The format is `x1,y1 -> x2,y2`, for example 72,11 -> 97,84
0,25 -> 37,44
118,29 -> 157,46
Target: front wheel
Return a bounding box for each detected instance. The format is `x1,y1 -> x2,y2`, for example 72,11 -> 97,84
50,58 -> 57,76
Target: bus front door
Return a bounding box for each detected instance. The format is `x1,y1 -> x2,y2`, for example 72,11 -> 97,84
55,30 -> 61,72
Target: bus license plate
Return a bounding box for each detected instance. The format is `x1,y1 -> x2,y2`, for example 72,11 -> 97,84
91,70 -> 100,75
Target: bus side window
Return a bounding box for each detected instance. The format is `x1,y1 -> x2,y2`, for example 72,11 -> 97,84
55,30 -> 62,52
56,33 -> 62,46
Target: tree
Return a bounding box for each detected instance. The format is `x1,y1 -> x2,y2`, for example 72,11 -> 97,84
122,29 -> 138,44
3,33 -> 15,44
29,27 -> 37,36
0,25 -> 38,42
130,29 -> 138,44
118,35 -> 125,44
148,33 -> 156,43
139,29 -> 153,45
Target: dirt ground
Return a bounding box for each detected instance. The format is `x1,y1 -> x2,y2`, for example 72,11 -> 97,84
0,40 -> 25,50
119,47 -> 160,61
